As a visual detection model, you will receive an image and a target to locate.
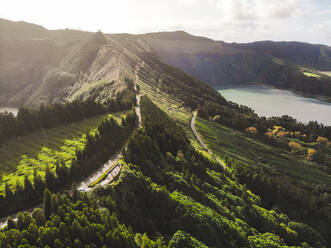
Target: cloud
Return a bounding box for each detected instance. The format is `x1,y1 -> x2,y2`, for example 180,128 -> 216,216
178,0 -> 200,5
0,0 -> 330,45
216,0 -> 300,21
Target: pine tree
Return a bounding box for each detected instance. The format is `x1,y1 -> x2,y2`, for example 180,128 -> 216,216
5,183 -> 14,200
24,175 -> 34,198
34,169 -> 45,195
43,189 -> 52,218
51,194 -> 58,214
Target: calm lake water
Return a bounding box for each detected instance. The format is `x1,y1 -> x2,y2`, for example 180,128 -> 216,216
218,85 -> 331,126
0,107 -> 18,116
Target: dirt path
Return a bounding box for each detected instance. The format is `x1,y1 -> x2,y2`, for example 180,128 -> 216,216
99,164 -> 121,186
77,151 -> 122,191
191,110 -> 226,169
134,63 -> 143,128
191,110 -> 208,149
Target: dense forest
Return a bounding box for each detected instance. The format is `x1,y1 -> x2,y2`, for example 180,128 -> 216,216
0,96 -> 326,247
0,89 -> 135,145
192,93 -> 331,244
0,98 -> 136,218
232,159 -> 331,246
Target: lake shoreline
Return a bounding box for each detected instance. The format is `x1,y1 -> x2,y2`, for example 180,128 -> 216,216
216,83 -> 331,104
217,84 -> 331,126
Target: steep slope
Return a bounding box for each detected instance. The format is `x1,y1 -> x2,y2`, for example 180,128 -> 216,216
1,97 -> 326,248
2,19 -> 331,107
0,19 -> 142,107
0,20 -> 227,109
142,31 -> 331,98
228,40 -> 331,70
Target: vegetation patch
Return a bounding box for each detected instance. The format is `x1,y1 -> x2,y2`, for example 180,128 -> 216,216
303,71 -> 321,78
0,115 -> 106,193
196,117 -> 331,244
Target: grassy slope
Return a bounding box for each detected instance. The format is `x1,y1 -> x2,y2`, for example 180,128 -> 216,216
110,98 -> 327,247
136,69 -> 211,156
303,72 -> 321,78
136,68 -> 193,137
0,112 -> 127,194
195,118 -> 331,189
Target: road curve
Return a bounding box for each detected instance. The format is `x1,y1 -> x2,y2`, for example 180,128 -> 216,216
191,110 -> 208,149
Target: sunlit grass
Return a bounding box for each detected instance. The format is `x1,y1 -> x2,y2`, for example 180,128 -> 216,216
303,72 -> 320,78
0,115 -> 111,194
89,157 -> 126,187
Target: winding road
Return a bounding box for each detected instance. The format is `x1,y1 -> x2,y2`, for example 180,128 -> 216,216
0,63 -> 144,229
191,110 -> 226,169
134,66 -> 142,129
191,110 -> 208,150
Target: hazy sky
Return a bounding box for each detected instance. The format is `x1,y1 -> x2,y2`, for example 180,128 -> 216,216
1,0 -> 331,45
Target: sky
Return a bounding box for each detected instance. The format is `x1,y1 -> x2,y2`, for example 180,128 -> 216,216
1,0 -> 331,45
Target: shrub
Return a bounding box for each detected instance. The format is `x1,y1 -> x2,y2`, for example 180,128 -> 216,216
246,127 -> 258,135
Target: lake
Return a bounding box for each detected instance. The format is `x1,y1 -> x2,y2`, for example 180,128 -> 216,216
218,85 -> 331,126
0,107 -> 18,116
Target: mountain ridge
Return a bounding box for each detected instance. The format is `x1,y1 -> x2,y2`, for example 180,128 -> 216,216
0,18 -> 330,247
2,18 -> 331,108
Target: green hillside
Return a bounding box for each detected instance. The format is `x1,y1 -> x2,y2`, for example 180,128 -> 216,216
142,31 -> 331,99
0,18 -> 330,248
0,97 -> 326,247
0,114 -> 107,193
196,117 -> 331,244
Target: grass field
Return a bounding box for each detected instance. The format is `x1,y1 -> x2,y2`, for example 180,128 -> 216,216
137,70 -> 194,138
195,118 -> 331,189
0,113 -> 129,194
303,72 -> 320,78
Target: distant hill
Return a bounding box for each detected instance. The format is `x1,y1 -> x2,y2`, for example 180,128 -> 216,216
228,40 -> 331,70
0,19 -> 146,107
0,19 -> 225,108
0,18 -> 90,42
142,31 -> 331,98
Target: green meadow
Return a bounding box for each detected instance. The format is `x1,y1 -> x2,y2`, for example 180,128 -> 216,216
0,114 -> 111,194
195,118 -> 331,189
303,71 -> 320,78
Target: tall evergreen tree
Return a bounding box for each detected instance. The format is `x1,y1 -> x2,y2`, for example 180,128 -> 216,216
43,189 -> 52,218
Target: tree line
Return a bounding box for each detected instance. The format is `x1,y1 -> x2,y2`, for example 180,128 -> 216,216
0,189 -> 167,248
199,99 -> 331,141
0,88 -> 136,145
0,109 -> 137,218
231,158 -> 331,246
